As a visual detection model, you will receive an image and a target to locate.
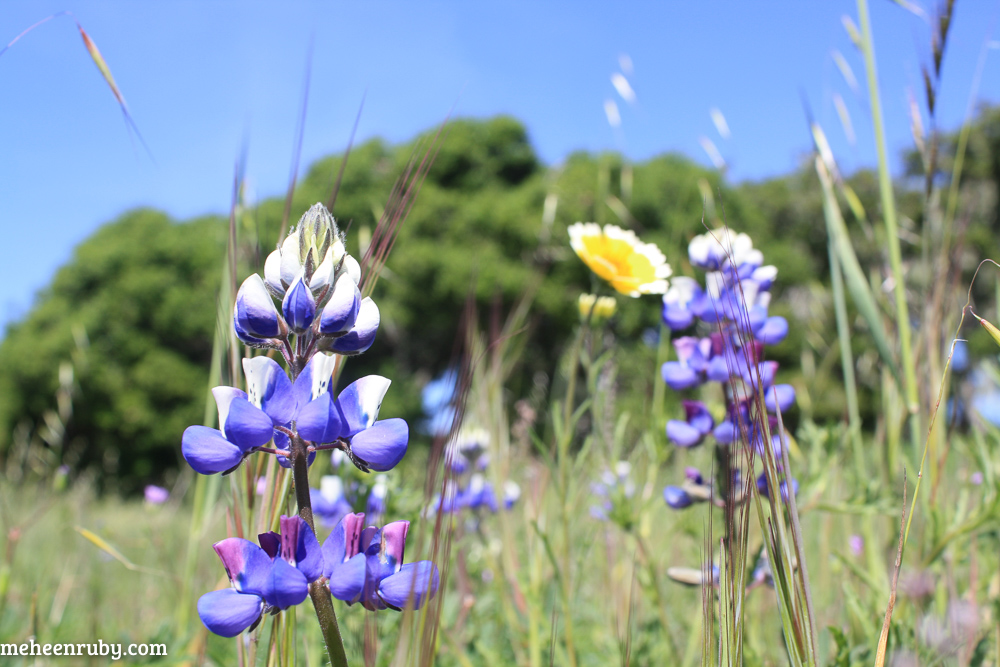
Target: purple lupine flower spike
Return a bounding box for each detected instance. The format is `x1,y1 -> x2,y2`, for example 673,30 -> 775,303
666,400 -> 714,448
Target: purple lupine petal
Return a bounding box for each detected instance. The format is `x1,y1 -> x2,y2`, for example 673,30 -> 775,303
682,400 -> 714,435
328,552 -> 366,604
224,398 -> 275,453
234,312 -> 267,346
296,393 -> 343,444
661,362 -> 700,391
319,275 -> 361,335
685,467 -> 704,484
379,561 -> 439,611
381,521 -> 409,572
747,305 -> 768,333
212,537 -> 273,595
258,532 -> 280,559
666,420 -> 704,448
755,316 -> 788,345
360,546 -> 394,611
705,354 -> 731,383
242,357 -> 296,425
235,274 -> 280,338
330,297 -> 379,354
765,384 -> 796,413
197,589 -> 264,638
336,376 -> 392,437
182,426 -> 244,475
291,362 -> 315,412
662,304 -> 694,330
713,420 -> 738,445
752,265 -> 777,290
263,557 -> 309,610
211,387 -> 248,439
745,361 -> 778,391
350,418 -> 408,471
321,512 -> 367,578
282,276 -> 316,332
663,486 -> 693,509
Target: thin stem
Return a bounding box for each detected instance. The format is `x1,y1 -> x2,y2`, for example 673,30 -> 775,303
290,433 -> 349,667
857,0 -> 921,448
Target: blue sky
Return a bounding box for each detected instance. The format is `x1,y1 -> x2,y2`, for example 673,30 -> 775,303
1,1 -> 998,326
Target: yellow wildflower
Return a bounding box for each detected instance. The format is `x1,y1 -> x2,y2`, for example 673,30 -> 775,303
578,293 -> 617,323
568,222 -> 670,297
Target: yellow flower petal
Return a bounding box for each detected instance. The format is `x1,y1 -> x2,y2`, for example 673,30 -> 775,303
569,222 -> 671,297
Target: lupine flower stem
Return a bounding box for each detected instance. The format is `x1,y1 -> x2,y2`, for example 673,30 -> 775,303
290,432 -> 350,667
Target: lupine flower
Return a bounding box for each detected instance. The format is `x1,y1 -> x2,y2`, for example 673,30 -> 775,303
848,534 -> 864,557
661,336 -> 712,390
590,462 -> 635,523
234,203 -> 378,355
323,514 -> 439,611
578,293 -> 617,323
182,354 -> 407,475
568,222 -> 671,297
688,228 -> 761,272
144,485 -> 169,505
661,277 -> 703,330
756,473 -> 799,502
197,515 -> 323,637
666,400 -> 714,448
663,485 -> 693,509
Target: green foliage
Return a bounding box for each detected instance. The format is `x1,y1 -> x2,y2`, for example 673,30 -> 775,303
0,209 -> 224,492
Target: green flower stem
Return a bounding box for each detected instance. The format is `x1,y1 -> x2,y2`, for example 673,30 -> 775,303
291,433 -> 349,667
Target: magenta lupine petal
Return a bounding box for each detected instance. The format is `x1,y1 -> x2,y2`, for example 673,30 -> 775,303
263,557 -> 309,610
182,426 -> 244,475
336,376 -> 391,437
319,275 -> 361,335
381,521 -> 409,572
378,561 -> 439,611
224,398 -> 275,453
279,515 -> 323,583
212,537 -> 273,596
322,512 -> 367,578
242,357 -> 296,425
197,589 -> 264,637
350,419 -> 408,471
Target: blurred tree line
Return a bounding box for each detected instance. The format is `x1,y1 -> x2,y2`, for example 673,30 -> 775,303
2,108 -> 998,493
